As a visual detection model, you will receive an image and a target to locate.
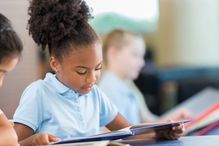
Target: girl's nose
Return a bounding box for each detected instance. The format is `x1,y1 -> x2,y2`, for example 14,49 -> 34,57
86,71 -> 96,84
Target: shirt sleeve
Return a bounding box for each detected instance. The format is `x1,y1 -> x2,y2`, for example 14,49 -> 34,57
0,109 -> 3,115
95,86 -> 118,127
13,81 -> 44,132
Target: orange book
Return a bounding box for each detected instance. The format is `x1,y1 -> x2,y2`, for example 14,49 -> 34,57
185,103 -> 219,134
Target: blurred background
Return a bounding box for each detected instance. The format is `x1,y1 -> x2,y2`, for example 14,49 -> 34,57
1,0 -> 219,118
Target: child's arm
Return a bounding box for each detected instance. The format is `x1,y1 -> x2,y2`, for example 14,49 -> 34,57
106,113 -> 184,140
14,123 -> 60,146
106,113 -> 155,138
106,113 -> 132,131
0,111 -> 19,145
14,123 -> 34,141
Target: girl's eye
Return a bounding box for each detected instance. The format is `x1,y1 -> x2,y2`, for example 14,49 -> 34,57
76,69 -> 87,75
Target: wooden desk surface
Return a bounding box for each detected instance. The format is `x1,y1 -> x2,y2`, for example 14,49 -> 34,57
118,135 -> 219,146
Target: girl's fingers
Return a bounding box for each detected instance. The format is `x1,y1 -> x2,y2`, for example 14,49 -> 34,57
172,124 -> 185,133
48,134 -> 60,142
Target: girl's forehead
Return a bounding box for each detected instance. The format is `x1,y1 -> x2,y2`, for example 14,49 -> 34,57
64,43 -> 102,65
70,42 -> 102,56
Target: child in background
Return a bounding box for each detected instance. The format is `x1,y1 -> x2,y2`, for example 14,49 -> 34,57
99,29 -> 191,124
13,0 -> 184,145
0,13 -> 22,146
99,29 -> 148,124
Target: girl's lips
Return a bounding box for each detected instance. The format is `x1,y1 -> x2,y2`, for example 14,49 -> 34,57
83,85 -> 93,91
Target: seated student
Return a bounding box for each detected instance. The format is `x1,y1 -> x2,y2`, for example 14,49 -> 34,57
99,29 -> 192,124
0,12 -> 57,146
13,0 -> 184,145
0,13 -> 22,146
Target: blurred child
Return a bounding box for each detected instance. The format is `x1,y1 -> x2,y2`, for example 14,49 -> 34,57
0,13 -> 23,146
0,12 -> 59,146
99,29 -> 192,124
13,0 -> 184,145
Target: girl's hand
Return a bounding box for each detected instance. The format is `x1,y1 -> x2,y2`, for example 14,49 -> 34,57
156,123 -> 185,140
31,133 -> 60,145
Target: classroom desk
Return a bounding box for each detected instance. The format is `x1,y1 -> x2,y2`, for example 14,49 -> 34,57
118,136 -> 219,146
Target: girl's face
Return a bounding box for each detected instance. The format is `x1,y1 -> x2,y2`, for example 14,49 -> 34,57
116,37 -> 145,80
0,57 -> 19,87
52,42 -> 103,94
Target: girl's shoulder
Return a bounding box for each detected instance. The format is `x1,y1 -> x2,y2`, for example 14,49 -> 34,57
89,85 -> 109,101
24,79 -> 45,91
20,79 -> 53,103
21,79 -> 47,97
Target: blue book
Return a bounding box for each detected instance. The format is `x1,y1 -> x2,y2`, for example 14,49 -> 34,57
52,131 -> 132,144
52,119 -> 191,145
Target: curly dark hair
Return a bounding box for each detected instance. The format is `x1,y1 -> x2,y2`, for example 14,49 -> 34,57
28,0 -> 99,61
0,13 -> 23,63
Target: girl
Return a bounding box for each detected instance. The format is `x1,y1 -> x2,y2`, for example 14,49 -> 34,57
13,0 -> 184,145
0,13 -> 22,146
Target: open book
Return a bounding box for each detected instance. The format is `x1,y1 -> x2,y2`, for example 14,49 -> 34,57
49,140 -> 129,146
52,119 -> 191,145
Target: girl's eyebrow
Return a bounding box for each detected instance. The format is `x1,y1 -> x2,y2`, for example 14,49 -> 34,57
75,62 -> 102,69
75,66 -> 87,69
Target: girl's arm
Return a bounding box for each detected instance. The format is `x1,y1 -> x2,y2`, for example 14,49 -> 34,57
14,123 -> 34,141
106,113 -> 184,140
106,113 -> 131,131
106,113 -> 156,139
14,123 -> 59,146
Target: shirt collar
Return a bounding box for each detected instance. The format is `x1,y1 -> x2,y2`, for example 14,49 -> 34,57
44,72 -> 72,94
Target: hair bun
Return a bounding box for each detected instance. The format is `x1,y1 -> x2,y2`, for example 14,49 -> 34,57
28,0 -> 92,49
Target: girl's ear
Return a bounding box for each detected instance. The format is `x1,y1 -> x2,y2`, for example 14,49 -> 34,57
50,56 -> 60,73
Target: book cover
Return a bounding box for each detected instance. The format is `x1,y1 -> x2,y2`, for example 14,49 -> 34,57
49,140 -> 130,146
52,131 -> 133,144
52,119 -> 191,145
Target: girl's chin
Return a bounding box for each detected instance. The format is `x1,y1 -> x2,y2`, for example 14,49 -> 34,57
79,87 -> 93,94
